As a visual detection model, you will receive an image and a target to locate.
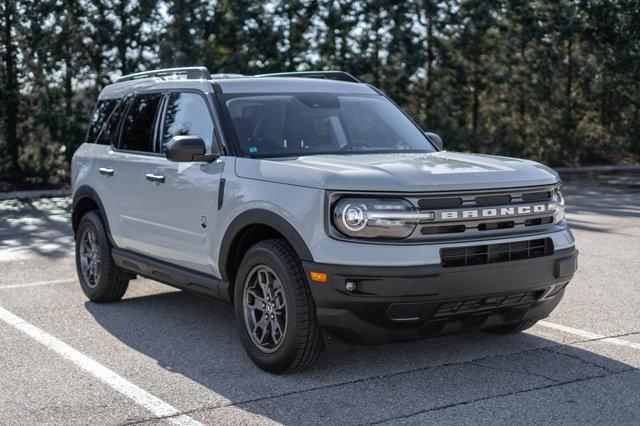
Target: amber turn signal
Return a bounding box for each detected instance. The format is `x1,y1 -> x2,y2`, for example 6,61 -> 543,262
310,271 -> 327,283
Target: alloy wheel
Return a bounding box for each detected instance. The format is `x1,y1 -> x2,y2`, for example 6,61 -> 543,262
242,265 -> 288,353
79,228 -> 101,288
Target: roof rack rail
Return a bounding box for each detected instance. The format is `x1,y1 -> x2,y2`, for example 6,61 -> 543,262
117,66 -> 211,83
210,73 -> 246,79
254,71 -> 360,83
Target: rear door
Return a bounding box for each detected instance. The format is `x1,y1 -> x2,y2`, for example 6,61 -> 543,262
92,98 -> 135,249
139,91 -> 224,275
95,92 -> 163,251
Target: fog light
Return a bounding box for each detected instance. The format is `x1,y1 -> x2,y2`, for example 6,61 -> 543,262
345,281 -> 357,292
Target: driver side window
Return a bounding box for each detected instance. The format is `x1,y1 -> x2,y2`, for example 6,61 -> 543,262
161,92 -> 215,153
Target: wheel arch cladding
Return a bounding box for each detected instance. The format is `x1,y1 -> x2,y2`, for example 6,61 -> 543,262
72,186 -> 112,241
219,209 -> 314,286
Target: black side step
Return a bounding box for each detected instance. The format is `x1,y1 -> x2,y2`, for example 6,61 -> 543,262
112,248 -> 231,302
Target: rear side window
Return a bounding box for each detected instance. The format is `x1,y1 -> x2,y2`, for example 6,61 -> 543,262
118,93 -> 162,152
95,100 -> 125,146
161,92 -> 215,153
87,99 -> 119,144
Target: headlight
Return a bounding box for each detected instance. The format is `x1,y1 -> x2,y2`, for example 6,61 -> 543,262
552,186 -> 566,223
343,204 -> 366,231
332,198 -> 433,239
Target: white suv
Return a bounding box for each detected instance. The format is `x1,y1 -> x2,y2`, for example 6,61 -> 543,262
71,67 -> 578,373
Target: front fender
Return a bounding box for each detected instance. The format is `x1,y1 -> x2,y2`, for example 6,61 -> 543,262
214,177 -> 324,281
217,208 -> 315,281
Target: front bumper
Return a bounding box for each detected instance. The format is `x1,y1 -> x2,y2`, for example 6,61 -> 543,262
303,246 -> 578,346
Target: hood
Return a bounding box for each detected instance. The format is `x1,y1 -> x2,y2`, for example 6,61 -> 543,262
234,152 -> 560,192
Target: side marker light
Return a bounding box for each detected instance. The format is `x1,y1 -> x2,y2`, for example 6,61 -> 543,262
310,271 -> 327,283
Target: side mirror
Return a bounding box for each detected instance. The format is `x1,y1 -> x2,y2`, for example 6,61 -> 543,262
425,132 -> 443,150
166,135 -> 219,162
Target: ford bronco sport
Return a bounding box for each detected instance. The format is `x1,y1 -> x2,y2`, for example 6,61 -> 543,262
72,67 -> 578,373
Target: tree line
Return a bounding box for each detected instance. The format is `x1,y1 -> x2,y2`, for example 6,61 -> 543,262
1,0 -> 639,187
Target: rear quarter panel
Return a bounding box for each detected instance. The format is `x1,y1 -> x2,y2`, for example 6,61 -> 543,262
71,143 -> 104,197
71,143 -> 118,240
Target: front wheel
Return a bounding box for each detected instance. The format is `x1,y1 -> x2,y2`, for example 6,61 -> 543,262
234,239 -> 323,374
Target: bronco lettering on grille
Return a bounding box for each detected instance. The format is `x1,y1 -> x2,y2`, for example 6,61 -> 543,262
437,202 -> 556,221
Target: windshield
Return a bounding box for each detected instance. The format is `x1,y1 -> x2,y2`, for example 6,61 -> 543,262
222,93 -> 436,157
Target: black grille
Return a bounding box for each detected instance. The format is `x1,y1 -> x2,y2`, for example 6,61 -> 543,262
440,238 -> 554,267
421,224 -> 466,235
475,194 -> 512,206
524,216 -> 554,226
411,186 -> 558,239
478,221 -> 515,231
387,303 -> 425,320
417,197 -> 463,209
434,290 -> 544,317
522,191 -> 551,202
418,190 -> 550,210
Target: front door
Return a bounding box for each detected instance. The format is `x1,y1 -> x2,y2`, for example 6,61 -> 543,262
139,91 -> 223,275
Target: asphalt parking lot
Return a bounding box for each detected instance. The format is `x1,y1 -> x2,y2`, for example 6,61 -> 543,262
1,174 -> 639,425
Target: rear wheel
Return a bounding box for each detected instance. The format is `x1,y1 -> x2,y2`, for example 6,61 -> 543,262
75,211 -> 129,303
234,239 -> 323,374
485,319 -> 538,334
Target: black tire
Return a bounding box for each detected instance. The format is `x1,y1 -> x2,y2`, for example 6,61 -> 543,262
485,319 -> 538,335
234,239 -> 323,374
75,211 -> 129,303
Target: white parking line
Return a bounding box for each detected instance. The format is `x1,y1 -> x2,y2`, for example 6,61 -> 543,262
0,278 -> 76,290
0,305 -> 202,426
539,321 -> 640,350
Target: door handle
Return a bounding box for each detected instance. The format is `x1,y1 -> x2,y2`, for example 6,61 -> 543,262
98,167 -> 114,176
145,173 -> 165,183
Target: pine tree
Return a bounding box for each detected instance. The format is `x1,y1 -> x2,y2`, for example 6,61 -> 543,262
1,0 -> 20,174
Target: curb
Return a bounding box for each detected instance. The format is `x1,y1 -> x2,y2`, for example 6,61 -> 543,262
555,164 -> 640,173
0,189 -> 71,201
